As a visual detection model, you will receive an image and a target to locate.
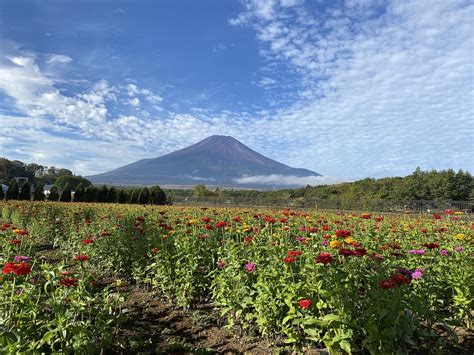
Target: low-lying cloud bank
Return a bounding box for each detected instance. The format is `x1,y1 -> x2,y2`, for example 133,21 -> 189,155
234,175 -> 352,186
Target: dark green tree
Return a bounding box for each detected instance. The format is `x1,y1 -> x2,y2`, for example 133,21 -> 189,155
129,189 -> 140,204
117,189 -> 128,204
74,188 -> 85,202
6,179 -> 19,200
97,185 -> 109,203
138,187 -> 150,205
48,186 -> 59,201
59,184 -> 72,202
107,186 -> 117,203
18,182 -> 31,200
0,185 -> 4,200
33,185 -> 45,201
84,186 -> 98,202
150,185 -> 166,205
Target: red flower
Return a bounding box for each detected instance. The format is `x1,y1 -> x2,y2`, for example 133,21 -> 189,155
315,252 -> 333,264
444,209 -> 454,215
201,217 -> 211,223
354,248 -> 367,257
2,262 -> 31,276
279,218 -> 288,223
378,279 -> 397,289
336,230 -> 351,238
74,254 -> 89,262
287,250 -> 302,257
244,236 -> 253,244
339,248 -> 355,257
232,216 -> 241,222
299,299 -> 312,309
432,214 -> 442,220
390,273 -> 410,285
420,228 -> 428,233
423,242 -> 440,249
322,225 -> 330,231
216,221 -> 226,228
151,247 -> 160,254
82,238 -> 94,245
360,213 -> 371,219
10,239 -> 21,245
283,256 -> 296,263
59,277 -> 78,287
375,216 -> 384,222
264,216 -> 276,224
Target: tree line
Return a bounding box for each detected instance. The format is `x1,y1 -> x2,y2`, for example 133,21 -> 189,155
1,178 -> 166,205
166,168 -> 473,203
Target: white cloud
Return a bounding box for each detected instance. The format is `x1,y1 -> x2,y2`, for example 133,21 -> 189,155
127,97 -> 140,107
46,54 -> 73,64
234,174 -> 350,186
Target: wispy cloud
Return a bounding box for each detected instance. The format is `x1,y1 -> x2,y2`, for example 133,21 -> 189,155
46,54 -> 73,64
234,174 -> 350,186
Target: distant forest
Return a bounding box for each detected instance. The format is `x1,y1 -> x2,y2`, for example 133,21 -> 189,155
0,158 -> 166,205
168,168 -> 474,203
1,158 -> 472,205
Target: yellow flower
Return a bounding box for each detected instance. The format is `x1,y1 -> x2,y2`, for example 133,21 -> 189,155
330,240 -> 341,249
454,233 -> 465,240
344,237 -> 356,245
455,211 -> 464,215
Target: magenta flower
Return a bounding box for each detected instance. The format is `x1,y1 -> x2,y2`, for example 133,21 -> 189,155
14,255 -> 31,263
439,249 -> 449,256
321,240 -> 329,246
408,249 -> 425,255
217,260 -> 225,269
244,262 -> 256,273
454,246 -> 464,253
411,268 -> 424,280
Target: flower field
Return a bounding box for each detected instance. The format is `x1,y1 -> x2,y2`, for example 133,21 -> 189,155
0,201 -> 473,353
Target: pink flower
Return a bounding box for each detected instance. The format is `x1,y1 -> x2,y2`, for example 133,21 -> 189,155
439,249 -> 449,256
244,262 -> 256,273
411,268 -> 424,280
408,249 -> 425,255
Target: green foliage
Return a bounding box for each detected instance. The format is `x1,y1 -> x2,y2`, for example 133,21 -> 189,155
107,186 -> 117,203
18,182 -> 31,201
97,185 -> 109,203
59,185 -> 72,202
0,186 -> 4,200
6,179 -> 19,200
138,188 -> 150,205
33,185 -> 45,201
54,175 -> 91,191
47,186 -> 59,201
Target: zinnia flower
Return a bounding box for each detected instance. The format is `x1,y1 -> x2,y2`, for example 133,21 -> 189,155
408,249 -> 425,255
74,254 -> 89,262
315,252 -> 332,264
411,269 -> 423,280
423,242 -> 440,249
378,279 -> 397,289
390,273 -> 410,285
299,298 -> 312,309
454,246 -> 464,253
14,255 -> 31,263
59,277 -> 79,287
339,248 -> 355,257
283,256 -> 296,263
439,249 -> 449,256
287,250 -> 303,257
330,240 -> 341,249
216,221 -> 226,228
244,262 -> 256,273
336,230 -> 351,238
2,262 -> 31,276
82,238 -> 94,245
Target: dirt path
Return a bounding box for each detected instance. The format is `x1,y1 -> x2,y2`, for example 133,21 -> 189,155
109,288 -> 328,354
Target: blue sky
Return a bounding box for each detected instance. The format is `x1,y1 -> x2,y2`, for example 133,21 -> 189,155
0,0 -> 473,184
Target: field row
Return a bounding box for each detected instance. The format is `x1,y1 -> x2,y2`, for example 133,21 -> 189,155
0,201 -> 472,353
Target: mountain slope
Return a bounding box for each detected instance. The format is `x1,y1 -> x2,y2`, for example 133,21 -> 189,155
87,135 -> 320,187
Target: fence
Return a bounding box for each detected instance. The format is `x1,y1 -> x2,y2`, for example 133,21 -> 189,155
169,196 -> 473,213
